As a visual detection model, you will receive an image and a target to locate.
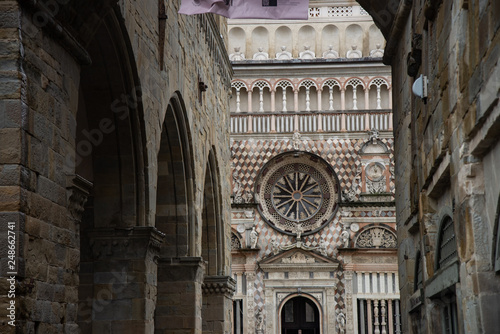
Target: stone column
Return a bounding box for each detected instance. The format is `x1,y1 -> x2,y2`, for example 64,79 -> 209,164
364,87 -> 370,109
156,257 -> 205,334
317,88 -> 322,111
80,227 -> 164,333
247,90 -> 253,112
202,275 -> 236,334
341,88 -> 346,110
294,90 -> 299,111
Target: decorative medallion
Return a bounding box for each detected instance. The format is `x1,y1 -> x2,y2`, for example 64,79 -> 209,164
255,152 -> 340,235
365,162 -> 385,182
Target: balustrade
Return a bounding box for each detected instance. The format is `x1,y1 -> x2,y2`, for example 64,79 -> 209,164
230,110 -> 392,134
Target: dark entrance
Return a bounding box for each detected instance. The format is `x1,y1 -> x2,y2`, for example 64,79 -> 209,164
281,297 -> 320,334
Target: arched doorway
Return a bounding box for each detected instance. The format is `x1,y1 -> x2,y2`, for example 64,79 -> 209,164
281,297 -> 320,334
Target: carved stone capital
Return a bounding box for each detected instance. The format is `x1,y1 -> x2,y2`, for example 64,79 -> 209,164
202,275 -> 236,298
86,227 -> 165,260
66,174 -> 92,222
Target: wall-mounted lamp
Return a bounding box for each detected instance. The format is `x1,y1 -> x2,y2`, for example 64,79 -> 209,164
412,74 -> 428,104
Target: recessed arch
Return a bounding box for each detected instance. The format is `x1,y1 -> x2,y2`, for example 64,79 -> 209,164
251,26 -> 270,57
278,294 -> 323,334
201,148 -> 225,276
435,215 -> 458,271
155,93 -> 196,258
229,27 -> 247,57
297,25 -> 317,55
76,5 -> 148,329
275,26 -> 293,57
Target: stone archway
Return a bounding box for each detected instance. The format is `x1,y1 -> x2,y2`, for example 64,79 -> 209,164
154,94 -> 202,333
201,149 -> 235,334
280,296 -> 321,334
74,5 -> 156,333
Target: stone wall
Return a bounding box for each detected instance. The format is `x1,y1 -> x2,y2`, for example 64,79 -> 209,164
0,0 -> 233,333
362,0 -> 500,332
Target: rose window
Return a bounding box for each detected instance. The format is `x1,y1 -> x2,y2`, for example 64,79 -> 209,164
255,152 -> 340,235
271,172 -> 323,221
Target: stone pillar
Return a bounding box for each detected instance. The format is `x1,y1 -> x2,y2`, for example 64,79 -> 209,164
364,87 -> 370,110
294,90 -> 299,111
344,272 -> 354,334
202,275 -> 236,334
317,88 -> 322,111
79,227 -> 164,333
156,257 -> 205,334
247,90 -> 253,112
340,88 -> 346,110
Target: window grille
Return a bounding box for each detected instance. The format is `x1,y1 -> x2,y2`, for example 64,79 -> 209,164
327,6 -> 353,17
437,216 -> 457,269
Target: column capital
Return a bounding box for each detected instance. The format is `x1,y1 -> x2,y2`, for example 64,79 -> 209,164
202,275 -> 236,298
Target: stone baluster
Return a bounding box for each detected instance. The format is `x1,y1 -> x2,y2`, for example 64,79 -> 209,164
381,299 -> 387,334
259,88 -> 264,112
236,89 -> 241,112
305,87 -> 311,111
374,299 -> 380,334
388,300 -> 394,334
329,87 -> 334,110
282,87 -> 288,112
376,85 -> 382,109
353,86 -> 358,110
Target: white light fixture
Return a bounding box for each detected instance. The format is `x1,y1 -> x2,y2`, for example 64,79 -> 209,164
412,74 -> 428,104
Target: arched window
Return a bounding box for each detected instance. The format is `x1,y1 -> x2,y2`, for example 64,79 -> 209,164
436,216 -> 457,270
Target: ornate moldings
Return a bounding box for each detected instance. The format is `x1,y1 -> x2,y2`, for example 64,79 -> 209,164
86,227 -> 165,260
66,175 -> 93,222
355,227 -> 397,248
231,232 -> 242,250
202,275 -> 236,298
255,152 -> 340,235
260,249 -> 339,272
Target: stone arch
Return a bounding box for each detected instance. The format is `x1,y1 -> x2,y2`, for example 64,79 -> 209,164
435,214 -> 457,271
298,79 -> 318,111
368,77 -> 390,109
201,148 -> 225,276
275,80 -> 294,112
278,294 -> 323,334
75,5 -> 152,331
322,79 -> 342,110
344,77 -> 366,110
231,81 -> 249,113
155,93 -> 195,258
251,80 -> 272,112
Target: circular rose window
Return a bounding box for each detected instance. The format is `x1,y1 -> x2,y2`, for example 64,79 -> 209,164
255,152 -> 340,235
